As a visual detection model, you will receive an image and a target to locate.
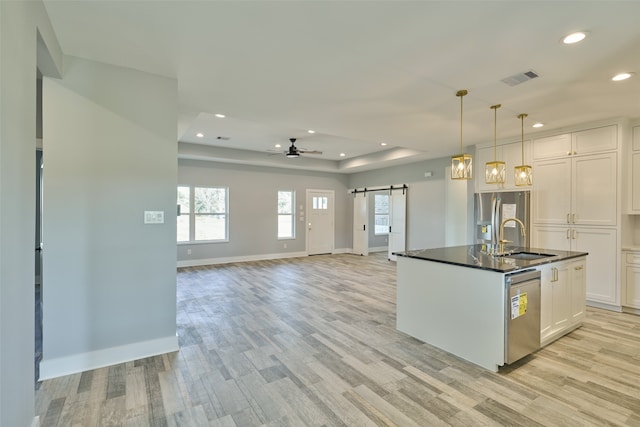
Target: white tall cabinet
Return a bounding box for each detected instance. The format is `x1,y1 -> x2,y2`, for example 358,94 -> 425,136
531,125 -> 620,308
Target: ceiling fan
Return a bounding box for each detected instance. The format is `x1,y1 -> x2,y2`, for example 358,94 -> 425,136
270,138 -> 322,158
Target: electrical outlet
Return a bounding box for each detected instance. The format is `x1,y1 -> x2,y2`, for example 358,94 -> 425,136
283,243 -> 287,249
187,249 -> 192,255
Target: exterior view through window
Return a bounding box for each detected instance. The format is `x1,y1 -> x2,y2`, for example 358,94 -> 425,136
374,194 -> 390,235
278,190 -> 295,239
177,186 -> 228,242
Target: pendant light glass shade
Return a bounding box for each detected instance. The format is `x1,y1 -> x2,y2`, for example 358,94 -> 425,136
485,104 -> 506,185
515,113 -> 533,186
451,90 -> 472,180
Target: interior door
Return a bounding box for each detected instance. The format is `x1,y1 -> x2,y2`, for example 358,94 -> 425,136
353,192 -> 368,256
306,190 -> 334,255
388,190 -> 407,261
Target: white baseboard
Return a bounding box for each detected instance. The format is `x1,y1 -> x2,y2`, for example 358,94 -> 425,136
177,251 -> 308,268
31,416 -> 40,427
586,300 -> 622,312
332,248 -> 352,254
39,335 -> 179,380
368,246 -> 389,253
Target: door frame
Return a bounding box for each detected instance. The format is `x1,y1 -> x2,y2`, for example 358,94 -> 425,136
305,189 -> 335,255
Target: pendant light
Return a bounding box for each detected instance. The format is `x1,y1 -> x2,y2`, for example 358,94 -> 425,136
514,113 -> 533,186
485,104 -> 506,185
451,89 -> 472,180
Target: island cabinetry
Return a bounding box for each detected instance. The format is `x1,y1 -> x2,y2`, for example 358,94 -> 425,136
623,251 -> 640,310
539,257 -> 586,346
533,226 -> 617,305
532,124 -> 620,308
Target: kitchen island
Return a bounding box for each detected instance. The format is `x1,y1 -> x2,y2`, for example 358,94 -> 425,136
395,244 -> 588,371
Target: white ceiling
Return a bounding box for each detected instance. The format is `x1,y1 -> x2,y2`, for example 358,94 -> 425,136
43,1 -> 640,173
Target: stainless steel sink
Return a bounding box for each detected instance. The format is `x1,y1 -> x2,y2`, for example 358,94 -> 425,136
501,251 -> 556,260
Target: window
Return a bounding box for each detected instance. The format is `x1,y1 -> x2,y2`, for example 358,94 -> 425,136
278,190 -> 295,239
374,194 -> 390,235
312,196 -> 328,210
177,186 -> 228,242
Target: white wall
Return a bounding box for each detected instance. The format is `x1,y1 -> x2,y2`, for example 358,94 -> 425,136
0,1 -> 62,425
177,159 -> 352,265
40,56 -> 178,378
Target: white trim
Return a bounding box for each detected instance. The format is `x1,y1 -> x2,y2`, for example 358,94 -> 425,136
332,248 -> 352,254
39,335 -> 178,380
368,246 -> 389,253
31,416 -> 40,427
586,300 -> 622,312
177,251 -> 308,268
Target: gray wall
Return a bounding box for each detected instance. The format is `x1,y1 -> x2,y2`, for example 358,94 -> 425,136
42,57 -> 178,368
349,157 -> 455,250
177,159 -> 352,263
0,2 -> 63,425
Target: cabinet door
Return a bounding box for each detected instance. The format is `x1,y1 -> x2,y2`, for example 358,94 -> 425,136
531,226 -> 571,252
533,134 -> 571,160
532,158 -> 571,224
571,125 -> 617,155
572,152 -> 617,226
551,263 -> 571,332
632,153 -> 640,212
539,265 -> 553,341
503,140 -> 531,189
633,126 -> 640,152
625,266 -> 640,308
573,227 -> 618,305
569,259 -> 586,324
476,145 -> 504,192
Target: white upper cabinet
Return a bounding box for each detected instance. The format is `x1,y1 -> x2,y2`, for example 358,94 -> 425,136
533,134 -> 571,160
633,125 -> 640,151
533,125 -> 617,161
532,158 -> 572,225
572,125 -> 618,155
630,126 -> 640,213
572,152 -> 617,226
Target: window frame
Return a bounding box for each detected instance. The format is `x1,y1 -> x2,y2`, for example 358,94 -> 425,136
374,193 -> 390,236
277,190 -> 296,240
177,185 -> 229,244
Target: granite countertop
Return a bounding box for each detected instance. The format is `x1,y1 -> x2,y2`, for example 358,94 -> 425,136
394,244 -> 588,273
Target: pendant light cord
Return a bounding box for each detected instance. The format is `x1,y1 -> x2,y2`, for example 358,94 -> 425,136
490,104 -> 501,161
456,90 -> 467,153
518,113 -> 528,164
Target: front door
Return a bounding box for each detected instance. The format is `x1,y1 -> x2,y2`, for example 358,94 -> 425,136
307,190 -> 334,255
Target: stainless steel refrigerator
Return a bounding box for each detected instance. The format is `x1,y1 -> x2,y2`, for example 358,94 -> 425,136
474,191 -> 530,247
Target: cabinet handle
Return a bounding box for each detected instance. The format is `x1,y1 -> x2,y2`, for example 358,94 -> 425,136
567,151 -> 572,156
566,229 -> 571,239
574,265 -> 583,271
574,151 -> 577,155
572,213 -> 576,224
572,229 -> 577,239
552,267 -> 558,282
567,213 -> 571,224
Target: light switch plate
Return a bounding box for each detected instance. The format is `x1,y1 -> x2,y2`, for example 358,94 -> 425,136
144,210 -> 164,224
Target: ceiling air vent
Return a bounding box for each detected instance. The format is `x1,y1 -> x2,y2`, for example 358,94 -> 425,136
501,70 -> 539,87
216,136 -> 230,141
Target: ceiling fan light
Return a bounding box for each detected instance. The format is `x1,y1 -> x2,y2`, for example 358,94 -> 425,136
286,152 -> 299,158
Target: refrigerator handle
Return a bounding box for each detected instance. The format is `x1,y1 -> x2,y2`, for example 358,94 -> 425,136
492,196 -> 500,245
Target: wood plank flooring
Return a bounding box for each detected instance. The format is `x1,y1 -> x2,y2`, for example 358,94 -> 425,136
36,253 -> 640,426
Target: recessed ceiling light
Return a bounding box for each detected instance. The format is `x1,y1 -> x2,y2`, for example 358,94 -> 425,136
612,72 -> 633,81
307,130 -> 315,134
275,144 -> 281,148
562,32 -> 586,44
339,153 -> 346,157
196,132 -> 204,138
215,114 -> 225,118
381,142 -> 387,146
532,123 -> 544,128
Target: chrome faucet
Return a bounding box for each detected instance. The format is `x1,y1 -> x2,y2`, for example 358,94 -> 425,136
498,217 -> 526,254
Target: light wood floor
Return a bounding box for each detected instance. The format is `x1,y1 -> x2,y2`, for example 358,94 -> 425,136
36,253 -> 640,426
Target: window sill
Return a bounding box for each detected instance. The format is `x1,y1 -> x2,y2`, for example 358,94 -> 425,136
177,240 -> 229,245
278,237 -> 296,241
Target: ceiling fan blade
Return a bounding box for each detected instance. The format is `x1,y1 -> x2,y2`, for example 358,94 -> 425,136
298,150 -> 322,155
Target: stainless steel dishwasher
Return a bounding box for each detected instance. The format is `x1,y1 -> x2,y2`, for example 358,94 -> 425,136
504,269 -> 541,364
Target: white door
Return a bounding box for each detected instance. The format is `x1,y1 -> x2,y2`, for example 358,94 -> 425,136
388,190 -> 407,261
306,190 -> 334,255
353,192 -> 368,256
